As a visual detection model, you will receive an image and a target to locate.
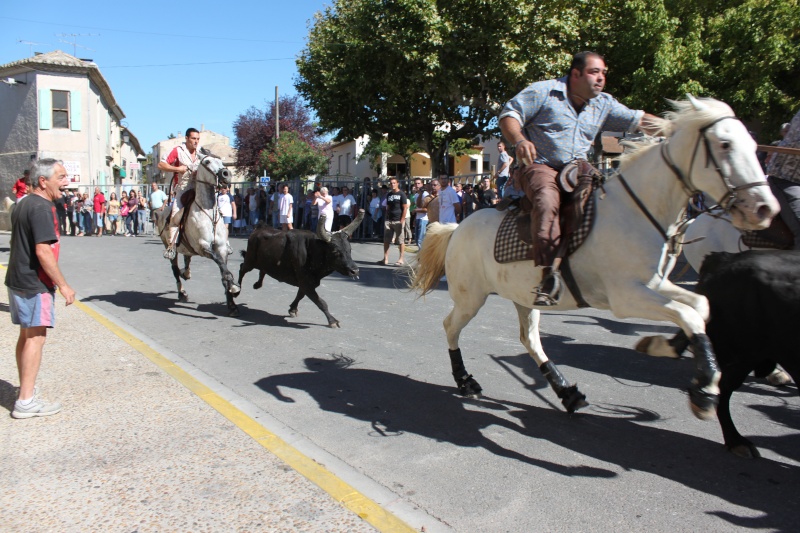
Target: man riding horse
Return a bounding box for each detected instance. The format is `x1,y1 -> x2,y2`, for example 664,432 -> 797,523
157,127 -> 202,260
499,51 -> 660,306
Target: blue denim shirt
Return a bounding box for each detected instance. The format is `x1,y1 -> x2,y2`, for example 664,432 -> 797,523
499,76 -> 643,170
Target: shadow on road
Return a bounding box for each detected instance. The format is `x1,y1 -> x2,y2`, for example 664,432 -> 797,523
255,354 -> 800,531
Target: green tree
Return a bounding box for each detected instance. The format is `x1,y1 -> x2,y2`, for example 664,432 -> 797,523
258,131 -> 330,180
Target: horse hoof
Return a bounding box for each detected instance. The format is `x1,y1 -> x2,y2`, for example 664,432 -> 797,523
561,385 -> 588,413
180,271 -> 191,280
328,321 -> 340,328
178,293 -> 189,303
455,374 -> 483,398
767,369 -> 792,387
229,284 -> 241,295
728,442 -> 761,459
288,310 -> 298,318
228,308 -> 240,318
688,388 -> 718,420
635,335 -> 679,358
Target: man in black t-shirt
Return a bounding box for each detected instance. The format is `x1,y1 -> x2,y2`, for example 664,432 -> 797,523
379,177 -> 408,266
476,177 -> 498,209
5,159 -> 76,419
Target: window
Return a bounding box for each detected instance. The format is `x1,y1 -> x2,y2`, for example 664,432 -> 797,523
345,152 -> 351,174
52,90 -> 70,128
387,163 -> 407,177
470,160 -> 478,172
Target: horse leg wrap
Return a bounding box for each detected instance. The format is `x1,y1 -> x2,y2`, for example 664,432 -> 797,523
449,349 -> 482,397
688,334 -> 720,420
540,361 -> 587,413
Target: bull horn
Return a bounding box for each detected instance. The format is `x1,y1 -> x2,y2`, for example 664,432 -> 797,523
340,209 -> 366,237
316,215 -> 332,242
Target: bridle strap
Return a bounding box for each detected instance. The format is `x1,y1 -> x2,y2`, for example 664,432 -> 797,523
618,173 -> 670,241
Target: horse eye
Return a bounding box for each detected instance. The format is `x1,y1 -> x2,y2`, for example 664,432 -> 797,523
720,141 -> 731,150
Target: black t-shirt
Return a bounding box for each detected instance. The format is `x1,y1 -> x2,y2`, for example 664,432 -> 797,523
385,190 -> 407,222
477,187 -> 497,209
5,194 -> 60,293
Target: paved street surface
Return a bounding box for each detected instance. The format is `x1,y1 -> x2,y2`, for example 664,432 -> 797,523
1,231 -> 799,532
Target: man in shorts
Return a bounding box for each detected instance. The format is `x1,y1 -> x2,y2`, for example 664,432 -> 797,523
279,183 -> 294,230
379,177 -> 408,266
5,158 -> 76,419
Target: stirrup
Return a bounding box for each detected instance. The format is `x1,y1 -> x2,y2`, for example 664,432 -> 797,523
163,247 -> 176,260
533,270 -> 564,306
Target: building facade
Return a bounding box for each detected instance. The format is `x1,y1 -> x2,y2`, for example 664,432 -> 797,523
0,50 -> 144,196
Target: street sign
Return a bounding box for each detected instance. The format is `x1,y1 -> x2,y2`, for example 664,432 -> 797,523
129,162 -> 141,170
260,176 -> 270,187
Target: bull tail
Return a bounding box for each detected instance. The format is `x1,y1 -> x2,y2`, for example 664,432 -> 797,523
410,222 -> 457,296
240,249 -> 246,258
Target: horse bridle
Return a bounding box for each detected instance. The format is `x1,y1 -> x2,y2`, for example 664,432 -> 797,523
660,115 -> 767,211
198,154 -> 230,188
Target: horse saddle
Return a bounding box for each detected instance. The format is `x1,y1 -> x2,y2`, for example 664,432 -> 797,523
741,215 -> 794,249
494,161 -> 600,264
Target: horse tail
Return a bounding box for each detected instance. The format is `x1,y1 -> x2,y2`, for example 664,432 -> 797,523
410,222 -> 457,296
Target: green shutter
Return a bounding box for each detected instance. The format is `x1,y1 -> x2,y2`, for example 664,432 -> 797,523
69,90 -> 82,131
38,89 -> 52,130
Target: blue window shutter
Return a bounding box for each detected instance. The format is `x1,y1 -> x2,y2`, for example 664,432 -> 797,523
39,89 -> 52,130
70,91 -> 82,131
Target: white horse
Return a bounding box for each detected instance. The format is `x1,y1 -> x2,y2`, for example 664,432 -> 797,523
411,97 -> 779,419
154,153 -> 241,316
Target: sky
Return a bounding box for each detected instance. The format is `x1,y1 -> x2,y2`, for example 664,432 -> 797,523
0,0 -> 329,151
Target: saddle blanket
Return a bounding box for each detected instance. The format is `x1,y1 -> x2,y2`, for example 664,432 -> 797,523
494,195 -> 596,264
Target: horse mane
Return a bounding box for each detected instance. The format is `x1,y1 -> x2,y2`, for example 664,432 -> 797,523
616,97 -> 735,170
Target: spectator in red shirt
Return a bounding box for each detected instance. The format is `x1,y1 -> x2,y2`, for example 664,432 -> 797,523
92,187 -> 106,237
12,169 -> 30,202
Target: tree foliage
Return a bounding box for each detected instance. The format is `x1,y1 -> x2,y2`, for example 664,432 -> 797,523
233,95 -> 320,178
296,0 -> 799,169
257,131 -> 330,181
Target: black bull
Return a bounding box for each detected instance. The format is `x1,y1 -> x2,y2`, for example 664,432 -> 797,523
238,211 -> 365,327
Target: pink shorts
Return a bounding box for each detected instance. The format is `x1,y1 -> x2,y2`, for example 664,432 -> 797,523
8,288 -> 56,328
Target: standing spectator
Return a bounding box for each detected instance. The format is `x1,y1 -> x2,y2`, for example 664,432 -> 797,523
379,177 -> 408,266
766,110 -> 800,249
337,186 -> 356,229
367,189 -> 381,239
413,178 -> 431,247
272,185 -> 284,229
81,192 -> 93,237
763,122 -> 791,169
403,192 -> 413,245
314,186 -> 333,232
495,141 -> 513,196
476,177 -> 498,209
119,191 -> 129,235
279,183 -> 294,230
65,190 -> 76,236
148,182 -> 168,226
126,190 -> 139,237
106,192 -> 121,236
5,158 -> 76,418
426,179 -> 441,223
438,176 -> 461,224
330,187 -> 342,230
247,186 -> 259,228
462,183 -> 476,218
73,193 -> 84,236
217,184 -> 235,234
92,187 -> 106,237
137,193 -> 148,235
503,171 -> 524,199
302,190 -> 314,229
11,169 -> 30,203
232,188 -> 244,235
54,192 -> 68,236
258,186 -> 268,223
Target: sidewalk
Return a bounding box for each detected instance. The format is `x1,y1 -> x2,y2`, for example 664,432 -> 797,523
0,289 -> 383,532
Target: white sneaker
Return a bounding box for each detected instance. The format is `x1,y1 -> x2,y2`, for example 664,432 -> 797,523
12,391 -> 62,419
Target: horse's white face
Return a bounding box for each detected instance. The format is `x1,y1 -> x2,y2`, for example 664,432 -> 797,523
196,155 -> 230,187
695,116 -> 779,230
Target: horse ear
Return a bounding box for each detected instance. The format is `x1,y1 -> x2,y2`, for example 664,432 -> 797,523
686,94 -> 707,112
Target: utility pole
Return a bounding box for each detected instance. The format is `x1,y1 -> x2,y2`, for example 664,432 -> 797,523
275,86 -> 280,140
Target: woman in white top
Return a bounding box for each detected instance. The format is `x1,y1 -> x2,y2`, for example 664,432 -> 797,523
314,186 -> 334,232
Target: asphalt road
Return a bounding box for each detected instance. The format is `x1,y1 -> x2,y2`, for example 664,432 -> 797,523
2,231 -> 798,532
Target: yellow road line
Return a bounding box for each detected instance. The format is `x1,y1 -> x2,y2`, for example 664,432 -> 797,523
73,300 -> 417,533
